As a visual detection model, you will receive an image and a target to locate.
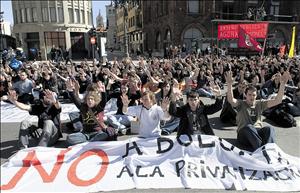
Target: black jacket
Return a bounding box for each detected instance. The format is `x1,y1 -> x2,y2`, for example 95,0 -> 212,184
169,97 -> 223,136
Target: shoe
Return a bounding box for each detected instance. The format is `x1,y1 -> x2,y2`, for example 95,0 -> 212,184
120,128 -> 127,136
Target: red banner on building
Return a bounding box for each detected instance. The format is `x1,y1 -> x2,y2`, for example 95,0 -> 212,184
218,23 -> 269,40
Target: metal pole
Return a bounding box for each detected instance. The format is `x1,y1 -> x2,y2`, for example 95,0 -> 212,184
124,5 -> 129,58
125,19 -> 129,58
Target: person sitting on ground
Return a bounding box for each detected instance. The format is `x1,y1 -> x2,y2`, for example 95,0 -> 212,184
106,81 -> 141,135
121,90 -> 170,138
7,89 -> 62,149
155,81 -> 181,135
169,85 -> 223,137
12,70 -> 35,104
66,79 -> 116,145
225,70 -> 290,152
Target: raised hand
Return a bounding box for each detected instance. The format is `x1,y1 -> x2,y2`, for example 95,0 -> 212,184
44,89 -> 56,103
97,81 -> 106,92
225,71 -> 234,85
121,94 -> 130,106
161,97 -> 170,111
280,71 -> 291,84
66,78 -> 75,91
210,82 -> 221,97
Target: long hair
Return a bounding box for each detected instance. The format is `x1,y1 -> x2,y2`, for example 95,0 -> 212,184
84,91 -> 101,106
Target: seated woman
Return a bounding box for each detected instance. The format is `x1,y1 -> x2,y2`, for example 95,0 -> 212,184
155,81 -> 181,135
66,79 -> 115,145
106,81 -> 141,135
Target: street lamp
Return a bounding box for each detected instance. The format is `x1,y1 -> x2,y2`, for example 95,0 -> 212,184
123,2 -> 129,58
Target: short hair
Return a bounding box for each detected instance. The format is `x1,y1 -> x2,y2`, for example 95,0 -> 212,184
245,85 -> 257,94
141,91 -> 156,104
187,90 -> 199,99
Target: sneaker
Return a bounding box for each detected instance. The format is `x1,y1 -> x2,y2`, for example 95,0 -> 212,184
120,128 -> 127,136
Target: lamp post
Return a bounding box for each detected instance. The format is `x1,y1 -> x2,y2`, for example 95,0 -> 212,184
123,2 -> 129,58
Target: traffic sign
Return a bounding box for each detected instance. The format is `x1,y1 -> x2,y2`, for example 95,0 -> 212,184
90,37 -> 96,44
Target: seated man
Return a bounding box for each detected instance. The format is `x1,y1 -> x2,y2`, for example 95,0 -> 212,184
12,70 -> 34,104
225,71 -> 290,151
169,85 -> 223,136
7,89 -> 62,149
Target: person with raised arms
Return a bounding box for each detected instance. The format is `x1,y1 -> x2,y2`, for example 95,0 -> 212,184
225,70 -> 290,151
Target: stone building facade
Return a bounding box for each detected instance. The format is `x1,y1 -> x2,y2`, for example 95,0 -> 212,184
115,0 -> 143,54
12,0 -> 93,60
106,4 -> 117,50
142,0 -> 300,55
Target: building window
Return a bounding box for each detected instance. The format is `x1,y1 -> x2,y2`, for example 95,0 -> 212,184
32,8 -> 38,22
222,3 -> 234,20
88,11 -> 92,25
188,0 -> 199,14
50,7 -> 57,22
248,0 -> 258,3
58,7 -> 64,23
68,8 -> 74,23
270,0 -> 280,15
81,10 -> 85,23
26,8 -> 32,22
21,9 -> 26,23
27,32 -> 39,40
44,32 -> 66,56
42,7 -> 49,22
74,9 -> 80,23
14,10 -> 19,24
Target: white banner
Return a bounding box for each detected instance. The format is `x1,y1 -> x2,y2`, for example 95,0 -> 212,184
0,101 -> 79,123
1,135 -> 300,192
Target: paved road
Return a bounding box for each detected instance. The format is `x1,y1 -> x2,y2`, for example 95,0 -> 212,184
1,97 -> 300,193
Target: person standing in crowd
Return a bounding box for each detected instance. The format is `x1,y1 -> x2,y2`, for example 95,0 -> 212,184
12,70 -> 34,104
121,91 -> 170,138
225,70 -> 290,151
7,89 -> 62,149
169,85 -> 223,136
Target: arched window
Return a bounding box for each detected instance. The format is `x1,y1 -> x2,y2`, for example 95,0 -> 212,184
183,28 -> 203,51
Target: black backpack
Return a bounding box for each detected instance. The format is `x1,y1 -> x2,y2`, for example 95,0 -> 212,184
264,104 -> 297,128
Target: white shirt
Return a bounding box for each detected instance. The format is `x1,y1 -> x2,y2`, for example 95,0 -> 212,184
126,104 -> 165,138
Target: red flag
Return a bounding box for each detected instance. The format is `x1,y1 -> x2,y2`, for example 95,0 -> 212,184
238,26 -> 262,52
279,45 -> 286,57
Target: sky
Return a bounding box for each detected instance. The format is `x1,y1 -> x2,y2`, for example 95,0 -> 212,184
0,0 -> 112,26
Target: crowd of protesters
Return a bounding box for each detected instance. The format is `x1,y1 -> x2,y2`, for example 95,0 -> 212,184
0,46 -> 299,152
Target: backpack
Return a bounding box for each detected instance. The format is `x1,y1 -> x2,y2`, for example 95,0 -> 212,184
264,104 -> 297,128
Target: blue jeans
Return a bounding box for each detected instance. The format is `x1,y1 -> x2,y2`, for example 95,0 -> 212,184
237,124 -> 275,151
67,131 -> 108,145
106,114 -> 133,131
160,117 -> 180,135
